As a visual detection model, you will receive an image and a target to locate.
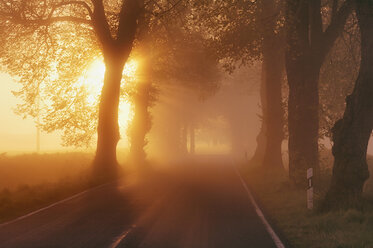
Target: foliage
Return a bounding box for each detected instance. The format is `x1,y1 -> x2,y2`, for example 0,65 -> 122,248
0,1 -> 101,146
189,0 -> 265,72
0,0 -> 186,148
152,30 -> 222,99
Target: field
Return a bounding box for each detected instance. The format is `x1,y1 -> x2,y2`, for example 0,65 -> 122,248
0,153 -> 94,223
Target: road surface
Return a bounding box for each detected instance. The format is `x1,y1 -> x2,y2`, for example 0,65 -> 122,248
0,161 -> 283,248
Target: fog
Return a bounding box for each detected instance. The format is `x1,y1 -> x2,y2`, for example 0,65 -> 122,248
1,0 -> 373,246
145,64 -> 262,165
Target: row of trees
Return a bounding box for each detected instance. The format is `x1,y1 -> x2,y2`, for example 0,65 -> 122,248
191,0 -> 372,210
283,0 -> 372,210
0,0 -> 372,210
0,0 -> 192,179
322,0 -> 373,210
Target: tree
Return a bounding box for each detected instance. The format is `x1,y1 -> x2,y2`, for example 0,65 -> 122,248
192,0 -> 285,168
319,15 -> 360,142
285,0 -> 353,185
0,0 -> 183,180
1,18 -> 100,147
321,0 -> 373,211
127,46 -> 157,165
250,0 -> 285,168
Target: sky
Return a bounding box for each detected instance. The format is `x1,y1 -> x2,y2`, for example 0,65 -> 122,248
0,73 -> 67,153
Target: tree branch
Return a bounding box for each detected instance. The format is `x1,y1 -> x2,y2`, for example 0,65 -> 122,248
1,14 -> 92,26
117,0 -> 143,51
49,1 -> 93,19
309,0 -> 323,48
319,0 -> 353,61
91,0 -> 114,54
154,0 -> 183,17
0,1 -> 93,26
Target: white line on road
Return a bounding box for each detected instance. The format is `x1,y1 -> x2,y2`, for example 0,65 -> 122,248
0,181 -> 115,229
108,194 -> 168,248
109,225 -> 136,248
234,167 -> 286,248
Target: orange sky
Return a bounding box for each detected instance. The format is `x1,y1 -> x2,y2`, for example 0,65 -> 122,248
0,73 -> 67,153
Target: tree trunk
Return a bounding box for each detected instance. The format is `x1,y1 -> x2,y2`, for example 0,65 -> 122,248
321,0 -> 373,211
93,58 -> 125,180
89,0 -> 141,180
285,1 -> 321,186
250,0 -> 284,169
285,0 -> 353,186
261,35 -> 285,168
129,81 -> 151,165
286,57 -> 321,186
250,63 -> 268,166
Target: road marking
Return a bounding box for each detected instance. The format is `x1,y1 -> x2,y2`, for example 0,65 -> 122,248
234,167 -> 286,248
109,225 -> 136,248
0,181 -> 115,229
108,195 -> 166,248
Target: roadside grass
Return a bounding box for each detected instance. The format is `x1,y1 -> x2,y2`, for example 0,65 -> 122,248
0,152 -> 93,189
244,162 -> 373,248
0,153 -> 94,223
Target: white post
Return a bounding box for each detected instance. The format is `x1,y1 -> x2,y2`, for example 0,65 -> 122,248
307,168 -> 313,210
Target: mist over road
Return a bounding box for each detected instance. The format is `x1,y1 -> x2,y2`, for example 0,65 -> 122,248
0,159 -> 281,248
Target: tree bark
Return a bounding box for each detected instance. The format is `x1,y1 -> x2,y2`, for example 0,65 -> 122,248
285,0 -> 353,186
285,0 -> 321,186
250,62 -> 268,166
91,0 -> 142,180
261,35 -> 285,168
129,81 -> 152,165
250,0 -> 284,169
286,58 -> 321,186
93,58 -> 125,179
321,0 -> 373,211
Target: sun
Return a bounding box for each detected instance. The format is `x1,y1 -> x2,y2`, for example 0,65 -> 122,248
80,58 -> 138,132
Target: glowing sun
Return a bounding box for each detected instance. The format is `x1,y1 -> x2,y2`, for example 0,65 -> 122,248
80,58 -> 138,132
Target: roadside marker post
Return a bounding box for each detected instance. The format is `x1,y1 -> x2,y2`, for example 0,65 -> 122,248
307,168 -> 313,210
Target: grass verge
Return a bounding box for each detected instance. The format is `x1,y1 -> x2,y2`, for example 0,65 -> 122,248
0,153 -> 94,223
0,177 -> 92,223
244,166 -> 373,248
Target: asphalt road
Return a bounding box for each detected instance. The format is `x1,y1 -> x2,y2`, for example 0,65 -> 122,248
0,162 -> 281,248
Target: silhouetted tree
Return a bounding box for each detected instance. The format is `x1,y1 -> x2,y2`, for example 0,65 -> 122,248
319,15 -> 360,141
128,80 -> 154,165
321,0 -> 373,211
251,0 -> 285,169
127,45 -> 156,165
0,0 -> 183,180
285,0 -> 353,185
